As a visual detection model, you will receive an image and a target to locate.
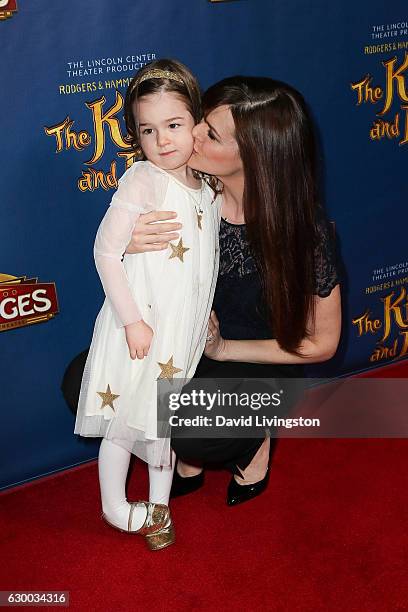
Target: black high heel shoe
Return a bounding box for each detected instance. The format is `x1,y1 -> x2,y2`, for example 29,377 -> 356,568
170,468 -> 204,498
226,470 -> 269,506
227,436 -> 275,506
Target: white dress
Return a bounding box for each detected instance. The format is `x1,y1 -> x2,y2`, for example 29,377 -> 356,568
74,161 -> 220,467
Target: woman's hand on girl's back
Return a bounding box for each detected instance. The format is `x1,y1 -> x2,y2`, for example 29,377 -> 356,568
126,210 -> 182,254
204,311 -> 226,361
125,320 -> 153,360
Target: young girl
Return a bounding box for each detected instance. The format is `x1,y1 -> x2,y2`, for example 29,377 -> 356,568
74,59 -> 220,550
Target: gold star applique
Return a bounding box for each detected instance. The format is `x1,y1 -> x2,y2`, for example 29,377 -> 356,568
157,356 -> 183,380
169,238 -> 190,262
97,384 -> 120,410
196,211 -> 203,230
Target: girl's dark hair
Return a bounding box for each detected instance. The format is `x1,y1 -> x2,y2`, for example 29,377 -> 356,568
202,76 -> 319,354
124,58 -> 201,155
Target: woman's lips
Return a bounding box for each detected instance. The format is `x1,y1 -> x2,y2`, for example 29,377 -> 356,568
159,150 -> 176,156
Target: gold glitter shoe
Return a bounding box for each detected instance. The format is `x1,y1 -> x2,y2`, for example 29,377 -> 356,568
101,501 -> 169,535
145,510 -> 175,551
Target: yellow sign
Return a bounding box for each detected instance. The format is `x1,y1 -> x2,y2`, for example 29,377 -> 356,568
352,285 -> 408,362
44,92 -> 140,192
351,52 -> 408,145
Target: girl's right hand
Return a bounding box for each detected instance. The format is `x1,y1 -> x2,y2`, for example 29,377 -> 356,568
125,210 -> 182,254
125,320 -> 154,360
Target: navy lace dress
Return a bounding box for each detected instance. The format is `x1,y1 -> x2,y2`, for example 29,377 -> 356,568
172,212 -> 340,473
195,211 -> 339,378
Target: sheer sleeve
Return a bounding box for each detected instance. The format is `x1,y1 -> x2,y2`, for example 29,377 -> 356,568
94,161 -> 169,327
313,207 -> 340,298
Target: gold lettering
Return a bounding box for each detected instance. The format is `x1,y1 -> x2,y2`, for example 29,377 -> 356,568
389,338 -> 398,358
44,117 -> 91,152
77,161 -> 118,192
79,131 -> 91,147
91,167 -> 109,190
378,52 -> 408,115
78,171 -> 93,192
117,151 -> 140,170
352,311 -> 382,336
370,346 -> 381,362
369,340 -> 397,362
106,161 -> 118,189
399,331 -> 408,357
381,287 -> 408,341
350,75 -> 383,105
369,113 -> 400,140
64,121 -> 91,151
351,75 -> 369,105
44,116 -> 71,152
370,122 -> 381,140
85,92 -> 130,165
399,105 -> 408,145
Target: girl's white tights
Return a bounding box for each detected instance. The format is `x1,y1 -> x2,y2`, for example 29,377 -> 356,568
98,438 -> 175,532
148,452 -> 175,505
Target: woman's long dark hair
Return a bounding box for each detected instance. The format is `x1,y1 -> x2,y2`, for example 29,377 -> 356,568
202,77 -> 319,354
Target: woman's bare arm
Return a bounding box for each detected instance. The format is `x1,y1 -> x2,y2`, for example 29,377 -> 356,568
205,284 -> 342,364
125,210 -> 182,254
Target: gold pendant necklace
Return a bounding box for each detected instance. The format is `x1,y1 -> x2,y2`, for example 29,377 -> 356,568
188,183 -> 204,230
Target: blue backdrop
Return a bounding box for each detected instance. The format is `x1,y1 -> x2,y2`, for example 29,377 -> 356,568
1,0 -> 407,489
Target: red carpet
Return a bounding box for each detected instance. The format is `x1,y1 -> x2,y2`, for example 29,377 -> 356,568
1,361 -> 407,611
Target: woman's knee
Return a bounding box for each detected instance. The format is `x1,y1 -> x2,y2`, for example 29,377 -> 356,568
172,437 -> 197,460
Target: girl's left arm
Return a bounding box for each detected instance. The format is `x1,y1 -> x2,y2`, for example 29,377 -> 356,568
205,284 -> 341,364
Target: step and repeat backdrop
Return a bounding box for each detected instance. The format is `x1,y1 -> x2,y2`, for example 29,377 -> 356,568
1,0 -> 407,488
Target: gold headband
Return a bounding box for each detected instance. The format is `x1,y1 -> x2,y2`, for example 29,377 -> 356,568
131,69 -> 184,93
